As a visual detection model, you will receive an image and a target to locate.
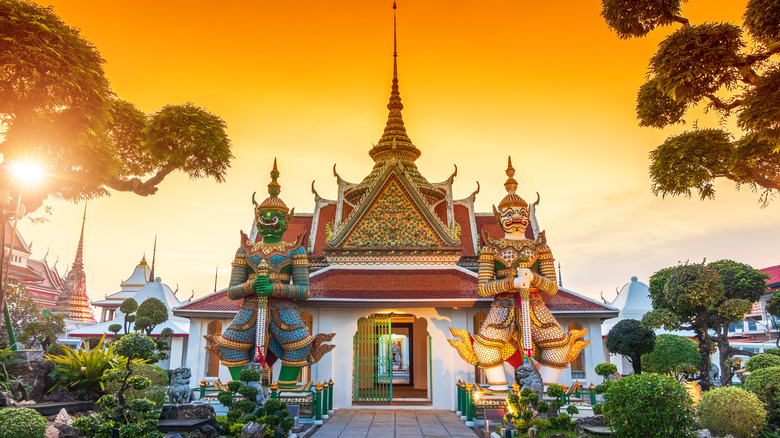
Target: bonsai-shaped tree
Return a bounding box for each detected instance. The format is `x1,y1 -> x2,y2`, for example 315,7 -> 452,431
119,298 -> 138,335
643,260 -> 767,387
641,334 -> 700,377
133,298 -> 167,336
73,332 -> 163,438
605,319 -> 656,374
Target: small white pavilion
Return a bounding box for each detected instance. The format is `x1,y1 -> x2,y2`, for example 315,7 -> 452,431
92,257 -> 151,323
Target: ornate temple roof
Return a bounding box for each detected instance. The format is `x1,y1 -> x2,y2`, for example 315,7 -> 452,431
761,264 -> 780,294
52,206 -> 95,322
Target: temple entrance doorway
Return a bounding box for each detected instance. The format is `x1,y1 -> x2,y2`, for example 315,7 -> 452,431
352,313 -> 429,405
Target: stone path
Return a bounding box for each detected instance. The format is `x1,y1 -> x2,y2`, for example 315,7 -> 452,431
310,409 -> 478,438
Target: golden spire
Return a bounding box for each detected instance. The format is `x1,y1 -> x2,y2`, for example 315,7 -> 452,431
149,235 -> 157,282
72,203 -> 87,271
498,156 -> 528,210
369,1 -> 421,163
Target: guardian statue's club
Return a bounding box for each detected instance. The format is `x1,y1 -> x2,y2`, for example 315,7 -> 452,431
206,160 -> 335,386
449,158 -> 589,388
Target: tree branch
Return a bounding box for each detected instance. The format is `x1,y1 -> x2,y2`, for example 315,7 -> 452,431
106,166 -> 175,197
703,94 -> 742,112
726,162 -> 780,191
672,15 -> 690,27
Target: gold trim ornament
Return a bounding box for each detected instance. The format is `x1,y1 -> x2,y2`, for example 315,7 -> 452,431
252,158 -> 295,224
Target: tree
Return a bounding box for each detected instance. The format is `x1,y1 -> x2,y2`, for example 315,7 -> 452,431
0,0 -> 232,213
601,0 -> 780,204
605,319 -> 656,374
0,283 -> 64,350
767,291 -> 780,347
642,260 -> 768,387
641,334 -> 700,376
134,298 -> 167,336
119,298 -> 138,335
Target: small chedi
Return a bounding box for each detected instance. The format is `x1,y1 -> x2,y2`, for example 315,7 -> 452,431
449,157 -> 589,388
206,160 -> 335,386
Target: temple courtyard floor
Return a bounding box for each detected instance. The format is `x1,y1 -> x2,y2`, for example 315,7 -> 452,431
310,409 -> 479,438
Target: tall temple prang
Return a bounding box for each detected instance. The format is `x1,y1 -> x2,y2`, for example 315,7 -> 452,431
53,204 -> 95,323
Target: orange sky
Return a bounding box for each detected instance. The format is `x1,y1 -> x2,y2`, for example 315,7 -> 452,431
18,0 -> 778,306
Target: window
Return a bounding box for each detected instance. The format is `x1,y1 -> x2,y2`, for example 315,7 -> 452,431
473,311 -> 487,384
300,311 -> 313,382
568,322 -> 586,379
205,320 -> 222,377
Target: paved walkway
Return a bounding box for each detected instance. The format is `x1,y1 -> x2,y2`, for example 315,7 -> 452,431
310,409 -> 478,438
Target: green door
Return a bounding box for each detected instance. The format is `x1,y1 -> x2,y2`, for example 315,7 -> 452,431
352,314 -> 392,404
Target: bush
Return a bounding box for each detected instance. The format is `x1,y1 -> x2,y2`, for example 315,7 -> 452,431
106,362 -> 169,407
765,348 -> 780,357
699,386 -> 766,438
592,403 -> 603,415
114,332 -> 157,362
0,407 -> 47,438
603,373 -> 694,438
595,362 -> 617,378
745,353 -> 780,372
642,334 -> 700,375
744,366 -> 780,425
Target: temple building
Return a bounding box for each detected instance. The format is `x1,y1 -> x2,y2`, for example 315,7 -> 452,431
1,220 -> 63,309
52,206 -> 95,323
92,256 -> 152,323
174,23 -> 618,409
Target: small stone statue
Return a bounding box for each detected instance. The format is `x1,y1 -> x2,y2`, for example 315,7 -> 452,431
168,367 -> 194,404
515,362 -> 544,400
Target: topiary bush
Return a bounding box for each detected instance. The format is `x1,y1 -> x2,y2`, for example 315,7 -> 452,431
0,407 -> 48,438
603,373 -> 695,438
699,386 -> 766,438
642,334 -> 700,376
106,362 -> 169,407
595,362 -> 617,380
764,348 -> 780,357
744,366 -> 780,425
745,353 -> 780,372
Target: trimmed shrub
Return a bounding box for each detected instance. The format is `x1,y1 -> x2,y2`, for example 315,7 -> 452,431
595,362 -> 617,378
745,353 -> 780,372
106,362 -> 170,407
744,366 -> 780,425
642,334 -> 700,375
0,407 -> 47,438
699,386 -> 766,438
764,348 -> 780,357
603,373 -> 694,438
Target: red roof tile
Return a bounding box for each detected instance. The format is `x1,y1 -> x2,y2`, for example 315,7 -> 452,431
175,268 -> 615,315
454,204 -> 475,256
312,204 -> 336,256
761,264 -> 780,292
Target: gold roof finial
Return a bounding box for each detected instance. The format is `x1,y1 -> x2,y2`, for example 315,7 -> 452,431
369,1 -> 421,163
498,156 -> 528,210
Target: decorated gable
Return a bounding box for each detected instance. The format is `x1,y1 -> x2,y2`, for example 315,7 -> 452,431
342,173 -> 443,248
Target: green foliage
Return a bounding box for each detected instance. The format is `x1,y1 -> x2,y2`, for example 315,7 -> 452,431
636,78 -> 687,127
765,348 -> 780,357
239,367 -> 261,382
549,412 -> 574,431
642,334 -> 700,376
595,362 -> 618,378
566,405 -> 579,416
215,376 -> 293,438
536,400 -> 549,413
592,403 -> 603,415
108,324 -> 121,334
746,354 -> 780,372
135,298 -> 168,336
603,373 -> 695,438
699,386 -> 767,438
0,283 -> 64,350
46,335 -> 118,392
600,0 -> 685,39
606,319 -> 656,374
120,298 -> 138,315
745,366 -> 780,424
601,0 -> 780,202
73,333 -> 164,438
546,384 -> 565,398
0,1 -> 232,211
0,407 -> 48,438
0,348 -> 28,398
114,332 -> 157,362
768,293 -> 780,348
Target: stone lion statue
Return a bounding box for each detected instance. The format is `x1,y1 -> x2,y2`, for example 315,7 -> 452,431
168,367 -> 194,405
515,363 -> 544,399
